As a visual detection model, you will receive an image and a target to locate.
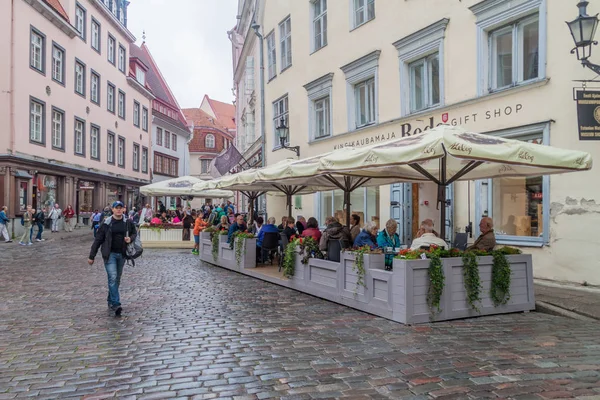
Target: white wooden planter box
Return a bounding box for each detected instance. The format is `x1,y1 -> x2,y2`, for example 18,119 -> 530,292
140,228 -> 187,242
199,236 -> 256,271
200,231 -> 211,241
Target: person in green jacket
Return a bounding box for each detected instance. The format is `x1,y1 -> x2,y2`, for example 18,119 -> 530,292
19,205 -> 34,246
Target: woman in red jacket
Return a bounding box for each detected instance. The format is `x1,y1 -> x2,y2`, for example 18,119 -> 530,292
63,204 -> 75,232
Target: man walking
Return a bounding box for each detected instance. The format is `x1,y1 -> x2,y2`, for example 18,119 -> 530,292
0,206 -> 12,243
48,203 -> 62,233
19,205 -> 34,246
30,207 -> 46,242
88,201 -> 136,317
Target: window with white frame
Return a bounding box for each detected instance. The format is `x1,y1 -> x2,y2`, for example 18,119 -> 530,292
107,83 -> 115,112
142,107 -> 148,131
165,130 -> 171,149
52,44 -> 64,83
205,134 -> 215,148
91,19 -> 100,51
341,50 -> 380,130
118,136 -> 125,167
201,159 -> 210,174
157,127 -> 163,146
312,0 -> 327,51
394,18 -> 448,116
245,57 -> 254,94
108,35 -> 115,64
319,187 -> 380,228
266,32 -> 277,80
107,132 -> 115,163
352,0 -> 375,29
475,123 -> 549,245
90,72 -> 100,104
51,108 -> 64,149
133,101 -> 140,127
30,98 -> 44,143
136,67 -> 145,85
171,133 -> 177,151
133,144 -> 140,171
141,147 -> 148,173
272,95 -> 289,145
30,29 -> 45,73
75,61 -> 85,96
90,125 -> 99,159
75,4 -> 86,39
470,0 -> 546,95
304,73 -> 333,141
279,17 -> 292,70
118,44 -> 126,73
118,90 -> 125,118
74,118 -> 85,155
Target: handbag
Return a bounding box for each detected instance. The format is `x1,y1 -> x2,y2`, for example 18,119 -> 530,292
125,223 -> 143,265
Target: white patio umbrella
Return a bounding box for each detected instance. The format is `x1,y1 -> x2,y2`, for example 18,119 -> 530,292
140,176 -> 234,199
317,125 -> 593,239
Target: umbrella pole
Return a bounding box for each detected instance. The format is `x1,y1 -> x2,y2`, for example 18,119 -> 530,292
438,184 -> 446,242
287,194 -> 292,218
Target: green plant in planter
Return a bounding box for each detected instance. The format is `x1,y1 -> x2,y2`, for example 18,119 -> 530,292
345,245 -> 372,291
490,250 -> 512,306
211,231 -> 220,262
461,251 -> 482,312
427,252 -> 444,319
297,236 -> 323,265
282,238 -> 299,278
231,232 -> 255,266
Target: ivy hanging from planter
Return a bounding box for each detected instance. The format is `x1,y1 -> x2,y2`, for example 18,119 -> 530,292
427,253 -> 444,319
490,249 -> 515,306
345,245 -> 373,292
231,232 -> 255,267
211,232 -> 220,262
282,239 -> 298,278
461,251 -> 482,312
297,236 -> 324,265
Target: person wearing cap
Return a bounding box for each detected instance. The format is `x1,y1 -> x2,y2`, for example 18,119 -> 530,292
88,201 -> 137,317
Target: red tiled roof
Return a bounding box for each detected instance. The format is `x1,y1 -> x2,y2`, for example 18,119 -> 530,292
44,0 -> 69,22
205,96 -> 236,130
183,108 -> 234,153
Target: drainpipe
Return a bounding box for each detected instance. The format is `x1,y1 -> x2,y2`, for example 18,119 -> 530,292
252,23 -> 265,215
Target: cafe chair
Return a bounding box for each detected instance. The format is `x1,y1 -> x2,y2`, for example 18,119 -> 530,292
327,240 -> 343,262
453,233 -> 468,251
260,232 -> 279,264
278,233 -> 289,271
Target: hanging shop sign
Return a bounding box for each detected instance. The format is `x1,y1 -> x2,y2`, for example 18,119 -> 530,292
79,181 -> 95,190
576,90 -> 600,140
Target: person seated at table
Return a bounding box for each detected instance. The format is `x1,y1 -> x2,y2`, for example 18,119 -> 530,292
319,216 -> 352,251
250,216 -> 264,235
282,216 -> 297,240
227,208 -> 235,225
159,211 -> 170,224
301,217 -> 322,242
256,217 -> 279,262
216,215 -> 230,231
354,221 -> 378,248
377,219 -> 402,270
466,217 -> 496,252
415,218 -> 439,238
349,214 -> 361,243
227,214 -> 247,243
277,216 -> 288,231
296,216 -> 307,235
172,214 -> 182,224
150,214 -> 162,224
410,221 -> 447,250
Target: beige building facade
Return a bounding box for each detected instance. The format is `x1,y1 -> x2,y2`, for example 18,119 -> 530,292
255,0 -> 600,285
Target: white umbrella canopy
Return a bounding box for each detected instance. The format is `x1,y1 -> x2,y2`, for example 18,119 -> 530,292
140,176 -> 234,198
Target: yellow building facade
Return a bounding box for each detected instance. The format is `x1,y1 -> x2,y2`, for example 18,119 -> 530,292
255,0 -> 600,285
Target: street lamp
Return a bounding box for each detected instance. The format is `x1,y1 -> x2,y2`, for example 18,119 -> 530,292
276,116 -> 300,157
567,1 -> 600,74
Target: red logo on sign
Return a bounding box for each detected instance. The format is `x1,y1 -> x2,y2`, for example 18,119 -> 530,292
442,113 -> 449,123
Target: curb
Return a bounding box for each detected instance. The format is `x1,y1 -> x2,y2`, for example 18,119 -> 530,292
534,279 -> 600,294
535,301 -> 598,322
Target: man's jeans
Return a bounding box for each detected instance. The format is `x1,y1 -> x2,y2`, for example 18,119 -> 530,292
104,252 -> 125,308
30,222 -> 43,241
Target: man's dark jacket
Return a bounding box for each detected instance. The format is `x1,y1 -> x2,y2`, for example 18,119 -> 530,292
89,216 -> 137,260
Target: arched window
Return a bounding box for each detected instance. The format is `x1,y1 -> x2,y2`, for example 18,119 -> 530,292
205,134 -> 215,148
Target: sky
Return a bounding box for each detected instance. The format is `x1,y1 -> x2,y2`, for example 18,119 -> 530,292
127,0 -> 239,109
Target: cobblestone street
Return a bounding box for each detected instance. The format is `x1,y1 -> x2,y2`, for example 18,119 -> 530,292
1,232 -> 600,399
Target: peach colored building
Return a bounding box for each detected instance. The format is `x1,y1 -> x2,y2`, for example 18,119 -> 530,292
0,0 -> 153,229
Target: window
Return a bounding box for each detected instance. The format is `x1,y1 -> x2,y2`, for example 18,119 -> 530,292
30,28 -> 45,73
118,90 -> 125,119
136,68 -> 145,85
108,35 -> 115,64
142,107 -> 148,131
156,127 -> 163,146
75,60 -> 86,96
409,53 -> 440,113
205,134 -> 215,148
91,19 -> 100,52
475,123 -> 549,246
312,0 -> 327,51
133,101 -> 140,127
90,124 -> 100,160
266,32 -> 277,80
154,153 -> 178,177
272,95 -> 289,145
353,0 -> 375,29
90,71 -> 100,104
201,159 -> 210,174
319,187 -> 379,228
75,4 -> 86,40
141,146 -> 148,173
118,45 -> 126,73
51,107 -> 64,150
51,43 -> 65,84
279,17 -> 292,70
107,132 -> 115,164
29,98 -> 45,144
133,143 -> 140,171
354,78 -> 375,127
74,118 -> 85,156
172,134 -> 177,151
165,130 -> 171,149
304,73 -> 333,141
107,83 -> 115,113
341,50 -> 380,130
471,0 -> 546,95
118,136 -> 125,167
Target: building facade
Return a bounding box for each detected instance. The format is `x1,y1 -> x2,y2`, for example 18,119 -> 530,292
253,0 -> 600,285
130,42 -> 191,211
0,0 -> 153,230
